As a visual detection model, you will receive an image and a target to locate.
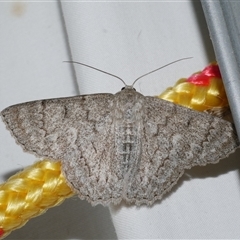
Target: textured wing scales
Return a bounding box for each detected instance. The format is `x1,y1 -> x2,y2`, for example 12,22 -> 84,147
1,94 -> 124,205
1,94 -> 111,160
125,97 -> 239,205
2,93 -> 239,206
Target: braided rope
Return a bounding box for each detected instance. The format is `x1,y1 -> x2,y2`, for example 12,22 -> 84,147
158,62 -> 229,113
0,63 -> 229,239
0,160 -> 74,238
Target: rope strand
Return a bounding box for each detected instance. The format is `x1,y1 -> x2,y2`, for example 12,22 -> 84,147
0,160 -> 74,239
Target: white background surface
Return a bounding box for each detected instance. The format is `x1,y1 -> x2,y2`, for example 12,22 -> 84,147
1,1 -> 240,239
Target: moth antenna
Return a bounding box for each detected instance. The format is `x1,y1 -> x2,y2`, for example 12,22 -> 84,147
64,61 -> 127,86
131,57 -> 193,87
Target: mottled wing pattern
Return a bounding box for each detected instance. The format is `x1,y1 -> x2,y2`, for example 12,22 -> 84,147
1,94 -> 124,205
2,91 -> 239,206
1,94 -> 111,160
125,97 -> 239,205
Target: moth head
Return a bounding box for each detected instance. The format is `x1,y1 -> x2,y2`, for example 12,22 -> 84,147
121,86 -> 136,91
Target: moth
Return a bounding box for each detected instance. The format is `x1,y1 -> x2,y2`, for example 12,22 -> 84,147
1,61 -> 239,206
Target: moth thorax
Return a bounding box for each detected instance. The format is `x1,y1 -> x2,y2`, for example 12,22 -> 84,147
115,91 -> 144,122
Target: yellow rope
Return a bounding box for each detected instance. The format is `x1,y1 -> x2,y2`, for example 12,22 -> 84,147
158,65 -> 228,112
0,160 -> 74,239
0,63 -> 229,239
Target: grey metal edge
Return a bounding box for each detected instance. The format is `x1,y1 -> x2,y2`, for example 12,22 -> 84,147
201,0 -> 240,139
